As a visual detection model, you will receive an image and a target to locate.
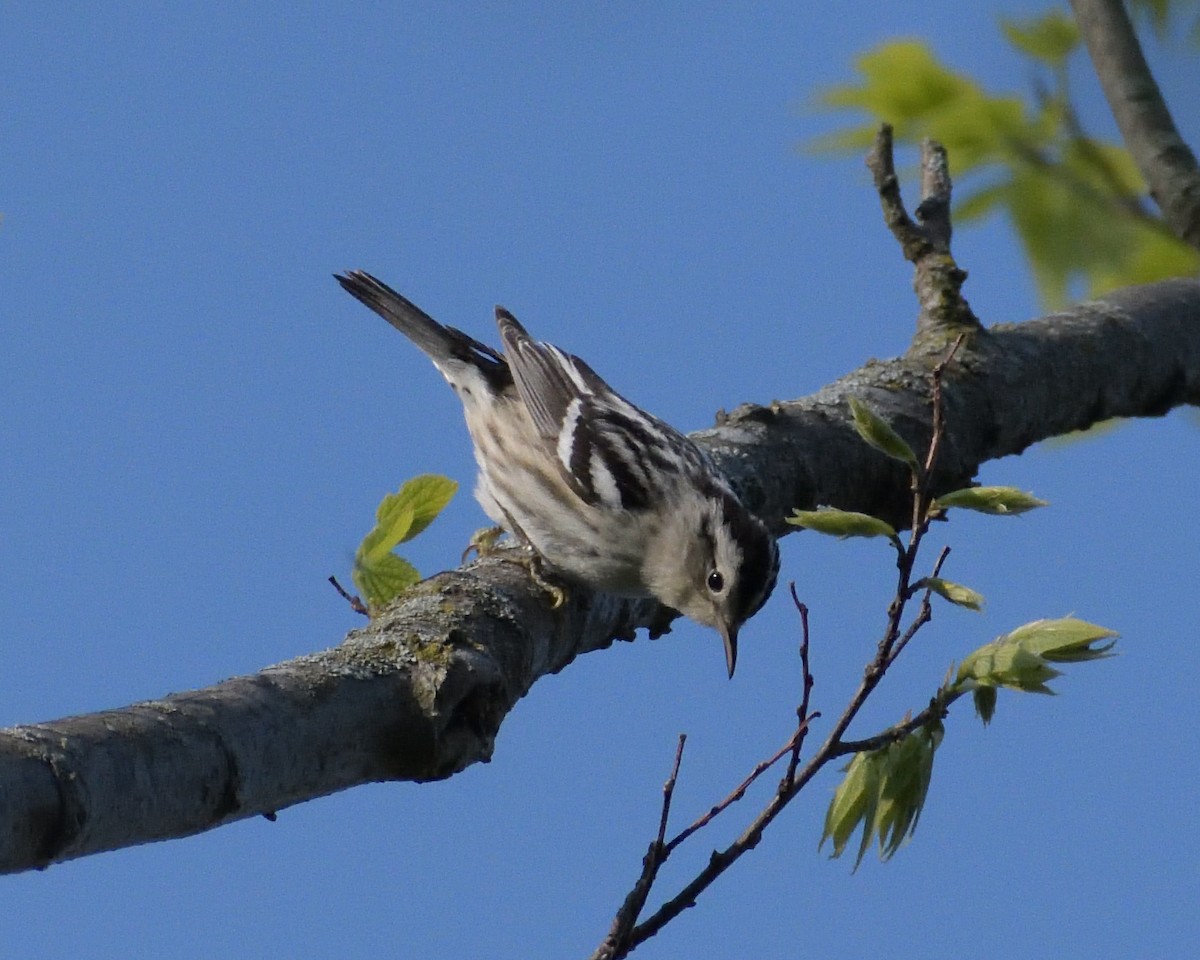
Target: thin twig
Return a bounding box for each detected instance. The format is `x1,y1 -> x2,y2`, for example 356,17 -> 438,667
891,545 -> 951,664
785,585 -> 816,785
663,586 -> 818,854
328,575 -> 369,617
832,687 -> 965,757
591,735 -> 687,960
924,334 -> 965,476
666,727 -> 805,855
659,736 -> 686,844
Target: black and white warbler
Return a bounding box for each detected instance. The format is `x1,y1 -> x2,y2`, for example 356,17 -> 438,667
336,270 -> 779,677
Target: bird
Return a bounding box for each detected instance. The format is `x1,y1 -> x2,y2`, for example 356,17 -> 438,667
335,270 -> 779,676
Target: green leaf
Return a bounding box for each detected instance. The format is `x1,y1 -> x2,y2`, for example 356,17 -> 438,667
920,577 -> 985,611
1004,617 -> 1119,663
825,724 -> 942,867
359,503 -> 416,565
1089,218 -> 1200,297
957,639 -> 1062,694
934,486 -> 1047,515
875,724 -> 940,861
815,36 -> 1200,310
954,617 -> 1117,702
821,750 -> 883,868
816,40 -> 1041,174
788,507 -> 898,542
1001,12 -> 1080,66
375,474 -> 459,547
972,685 -> 999,725
955,181 -> 1012,224
352,473 -> 459,613
848,397 -> 919,468
352,551 -> 421,612
1042,417 -> 1125,449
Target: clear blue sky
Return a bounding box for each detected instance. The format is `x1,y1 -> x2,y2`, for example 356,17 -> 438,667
3,4 -> 1197,958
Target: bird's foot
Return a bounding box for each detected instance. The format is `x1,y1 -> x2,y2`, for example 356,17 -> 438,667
462,527 -> 567,608
462,525 -> 506,562
523,552 -> 568,610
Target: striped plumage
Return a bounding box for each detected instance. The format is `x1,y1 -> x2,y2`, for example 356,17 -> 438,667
336,270 -> 779,677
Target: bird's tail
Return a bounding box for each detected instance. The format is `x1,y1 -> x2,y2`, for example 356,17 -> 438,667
335,270 -> 460,362
336,271 -> 508,386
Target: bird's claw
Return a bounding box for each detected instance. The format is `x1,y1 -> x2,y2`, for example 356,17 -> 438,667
463,527 -> 567,608
462,525 -> 506,562
525,554 -> 568,609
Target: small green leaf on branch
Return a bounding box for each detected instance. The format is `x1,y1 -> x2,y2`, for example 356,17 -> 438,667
919,577 -> 985,611
952,617 -> 1117,722
352,474 -> 458,612
1004,617 -> 1119,663
875,721 -> 941,861
972,685 -> 999,724
375,474 -> 459,545
352,552 -> 421,611
821,750 -> 883,867
823,723 -> 943,868
788,507 -> 899,542
848,397 -> 919,469
934,486 -> 1048,515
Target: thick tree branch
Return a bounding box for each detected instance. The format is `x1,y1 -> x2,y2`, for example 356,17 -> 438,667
3,276 -> 1200,874
1070,0 -> 1200,249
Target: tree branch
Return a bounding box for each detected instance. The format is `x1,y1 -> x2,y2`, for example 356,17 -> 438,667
1070,0 -> 1200,249
592,736 -> 686,960
3,274 -> 1200,874
865,125 -> 981,335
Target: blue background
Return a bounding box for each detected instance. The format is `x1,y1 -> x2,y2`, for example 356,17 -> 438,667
2,4 -> 1196,958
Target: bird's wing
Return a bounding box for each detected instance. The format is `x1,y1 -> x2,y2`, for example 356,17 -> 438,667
495,306 -> 694,510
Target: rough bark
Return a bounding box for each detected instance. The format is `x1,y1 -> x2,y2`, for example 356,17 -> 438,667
1070,0 -> 1200,249
3,277 -> 1199,874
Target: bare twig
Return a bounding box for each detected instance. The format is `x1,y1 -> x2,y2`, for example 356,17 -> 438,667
665,728 -> 805,856
1069,0 -> 1200,249
328,575 -> 369,616
667,587 -> 818,854
591,736 -> 687,960
785,586 -> 815,785
912,335 -> 966,533
833,687 -> 965,757
891,545 -> 951,664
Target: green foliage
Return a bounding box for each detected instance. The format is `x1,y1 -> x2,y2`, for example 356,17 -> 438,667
999,11 -> 1079,66
818,403 -> 1115,863
823,616 -> 1117,864
352,474 -> 458,613
821,722 -> 943,868
934,485 -> 1048,515
787,507 -> 898,543
919,576 -> 985,611
816,17 -> 1200,306
952,617 -> 1118,723
848,397 -> 919,469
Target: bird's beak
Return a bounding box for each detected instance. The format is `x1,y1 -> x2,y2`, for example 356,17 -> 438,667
721,621 -> 739,679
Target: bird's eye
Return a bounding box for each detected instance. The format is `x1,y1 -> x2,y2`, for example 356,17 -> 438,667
706,570 -> 725,593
